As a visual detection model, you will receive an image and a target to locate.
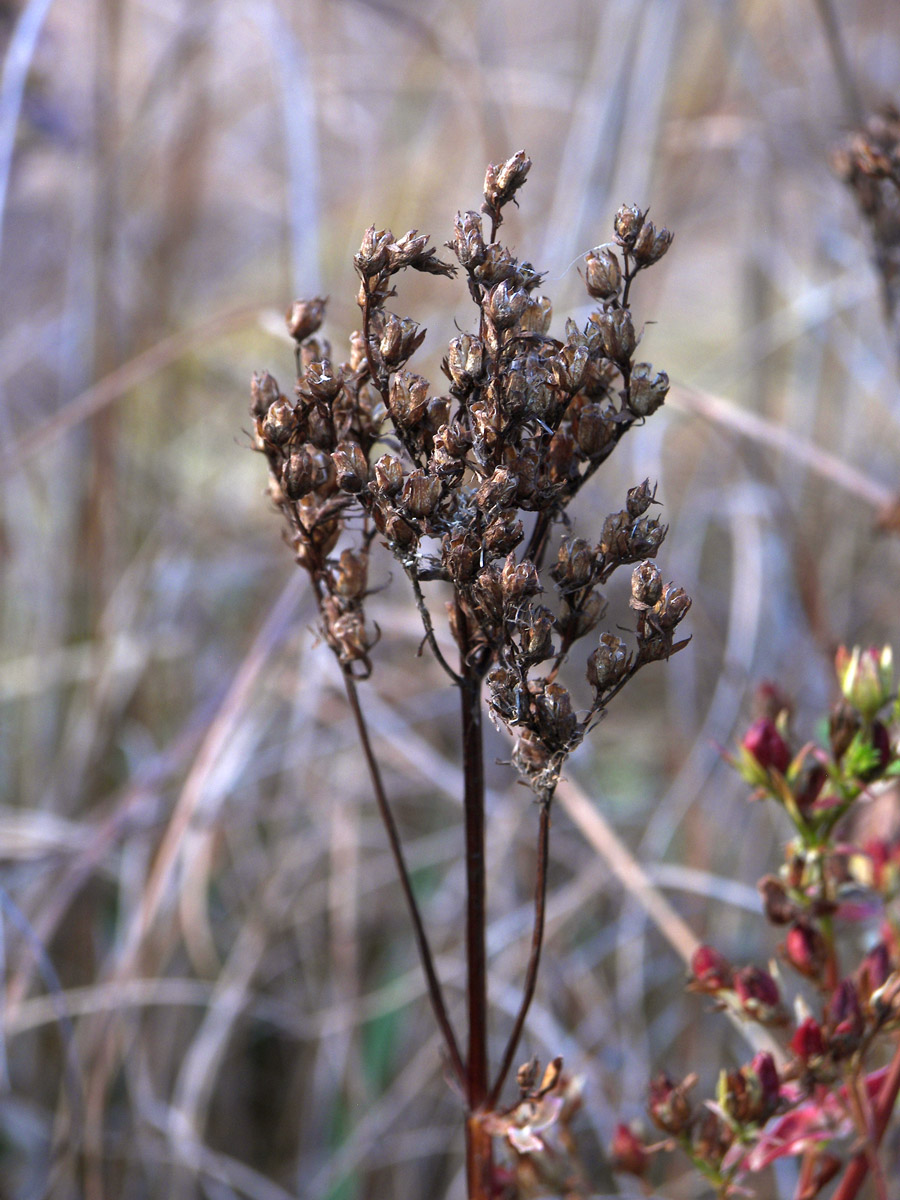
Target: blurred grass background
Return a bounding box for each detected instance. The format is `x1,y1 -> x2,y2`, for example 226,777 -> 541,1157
2,0 -> 900,1196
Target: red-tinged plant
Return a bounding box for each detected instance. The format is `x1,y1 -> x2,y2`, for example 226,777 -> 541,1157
618,646 -> 900,1199
249,154 -> 689,1199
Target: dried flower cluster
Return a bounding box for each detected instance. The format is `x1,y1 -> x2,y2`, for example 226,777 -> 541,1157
250,152 -> 689,799
614,646 -> 900,1200
834,104 -> 900,353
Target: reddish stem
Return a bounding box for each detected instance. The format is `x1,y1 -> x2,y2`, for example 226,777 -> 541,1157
831,1034 -> 900,1200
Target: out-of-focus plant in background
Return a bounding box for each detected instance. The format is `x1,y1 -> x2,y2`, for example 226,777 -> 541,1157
4,1 -> 900,1197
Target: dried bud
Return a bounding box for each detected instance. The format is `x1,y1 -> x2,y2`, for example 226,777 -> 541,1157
355,225 -> 394,276
379,313 -> 426,368
483,150 -> 532,219
251,370 -> 281,419
286,297 -> 327,342
614,203 -> 645,249
517,606 -> 555,666
451,210 -> 487,269
653,583 -> 691,630
734,966 -> 785,1024
584,247 -> 622,300
610,1124 -> 648,1178
628,363 -> 669,417
572,403 -> 612,456
690,944 -> 734,992
483,511 -> 524,557
373,453 -> 403,496
591,307 -> 636,366
475,467 -> 519,512
632,221 -> 673,267
587,633 -> 630,694
333,548 -> 368,599
742,718 -> 791,775
387,229 -> 455,276
382,510 -> 417,549
717,1053 -> 780,1126
401,469 -> 442,518
624,479 -> 655,518
501,553 -> 541,602
535,681 -> 577,746
305,359 -> 344,403
389,372 -> 430,428
331,441 -> 368,493
551,537 -> 596,590
648,1073 -> 694,1136
519,294 -> 553,333
631,560 -> 662,609
263,398 -> 298,446
443,532 -> 479,583
484,279 -> 530,330
283,445 -> 331,500
446,334 -> 484,395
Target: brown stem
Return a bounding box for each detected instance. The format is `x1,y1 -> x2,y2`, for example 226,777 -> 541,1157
831,1033 -> 900,1200
488,795 -> 551,1109
460,663 -> 492,1198
342,671 -> 465,1088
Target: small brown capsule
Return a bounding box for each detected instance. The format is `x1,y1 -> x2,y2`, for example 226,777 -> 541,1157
389,372 -> 430,428
263,398 -> 297,446
251,370 -> 281,419
286,297 -> 327,342
613,203 -> 645,249
587,633 -> 630,693
628,364 -> 669,417
584,247 -> 622,301
401,469 -> 442,518
331,442 -> 369,493
373,453 -> 403,496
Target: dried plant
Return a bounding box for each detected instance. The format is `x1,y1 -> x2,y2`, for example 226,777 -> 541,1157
249,153 -> 689,1197
614,647 -> 900,1200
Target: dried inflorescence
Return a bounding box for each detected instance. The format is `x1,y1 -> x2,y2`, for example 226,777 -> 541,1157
250,154 -> 689,800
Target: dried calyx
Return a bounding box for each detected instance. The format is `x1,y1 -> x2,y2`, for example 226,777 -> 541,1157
250,153 -> 690,794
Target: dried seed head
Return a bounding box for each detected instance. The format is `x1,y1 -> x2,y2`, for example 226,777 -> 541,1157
549,343 -> 589,393
379,313 -> 426,368
446,334 -> 484,395
355,225 -> 394,277
584,247 -> 622,300
591,307 -> 636,366
372,453 -> 403,496
614,203 -> 645,250
519,294 -> 552,333
556,592 -> 607,642
333,548 -> 368,600
475,466 -> 519,512
572,402 -> 612,456
251,370 -> 281,419
389,372 -> 430,428
535,681 -> 577,746
626,478 -> 657,517
401,469 -> 442,518
286,297 -> 327,342
485,279 -> 530,330
653,583 -> 691,630
443,532 -> 479,583
631,560 -> 662,608
305,360 -> 344,403
587,633 -> 630,693
552,537 -> 596,590
517,605 -> 555,666
632,221 -> 673,268
483,150 -> 532,220
331,442 -> 369,493
283,445 -> 334,500
501,553 -> 541,602
451,210 -> 487,269
483,510 -> 524,557
262,398 -> 298,446
382,510 -> 418,549
629,363 -> 669,417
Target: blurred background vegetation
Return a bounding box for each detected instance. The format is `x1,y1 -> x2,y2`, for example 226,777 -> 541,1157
2,0 -> 900,1196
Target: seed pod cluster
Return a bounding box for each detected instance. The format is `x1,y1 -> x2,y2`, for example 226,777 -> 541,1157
250,156 -> 690,789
